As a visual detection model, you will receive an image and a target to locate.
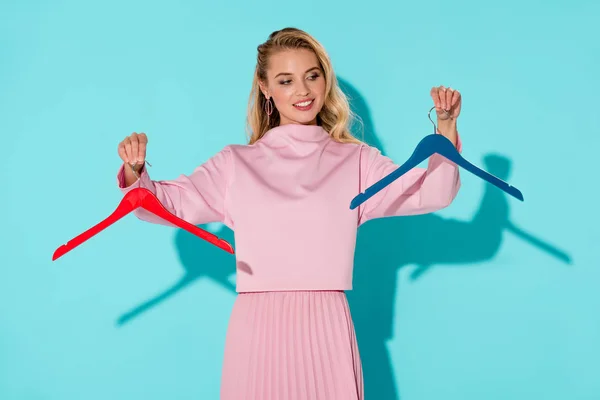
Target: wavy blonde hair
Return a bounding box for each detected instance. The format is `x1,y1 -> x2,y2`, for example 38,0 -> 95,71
246,27 -> 363,145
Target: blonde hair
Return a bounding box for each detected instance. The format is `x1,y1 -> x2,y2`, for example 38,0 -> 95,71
246,27 -> 363,145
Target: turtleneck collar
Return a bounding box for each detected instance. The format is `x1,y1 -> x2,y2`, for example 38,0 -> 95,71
260,123 -> 330,143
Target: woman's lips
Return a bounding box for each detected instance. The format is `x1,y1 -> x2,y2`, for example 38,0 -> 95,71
293,99 -> 314,111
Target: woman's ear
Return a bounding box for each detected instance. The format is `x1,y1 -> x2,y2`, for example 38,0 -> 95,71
259,80 -> 269,98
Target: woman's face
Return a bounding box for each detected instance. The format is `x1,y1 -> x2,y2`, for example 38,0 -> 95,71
261,48 -> 326,126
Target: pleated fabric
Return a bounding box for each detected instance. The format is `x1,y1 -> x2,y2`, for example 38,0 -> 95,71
220,290 -> 364,400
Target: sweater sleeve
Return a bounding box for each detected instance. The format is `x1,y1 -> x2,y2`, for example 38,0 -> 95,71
357,133 -> 462,225
116,146 -> 232,227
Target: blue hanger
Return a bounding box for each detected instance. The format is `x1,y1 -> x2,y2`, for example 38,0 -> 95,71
350,106 -> 524,210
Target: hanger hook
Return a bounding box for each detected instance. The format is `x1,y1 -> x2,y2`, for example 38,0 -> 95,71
130,160 -> 152,186
428,106 -> 450,134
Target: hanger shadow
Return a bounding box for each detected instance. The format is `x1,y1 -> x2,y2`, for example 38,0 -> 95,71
115,76 -> 572,400
115,227 -> 236,326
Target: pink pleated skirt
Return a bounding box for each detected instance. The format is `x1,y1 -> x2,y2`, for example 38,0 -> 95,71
220,290 -> 364,400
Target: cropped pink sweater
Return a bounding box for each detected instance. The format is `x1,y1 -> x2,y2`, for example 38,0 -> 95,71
117,124 -> 461,292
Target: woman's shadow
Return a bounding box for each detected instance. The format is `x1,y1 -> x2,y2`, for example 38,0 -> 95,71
340,78 -> 571,399
116,77 -> 572,399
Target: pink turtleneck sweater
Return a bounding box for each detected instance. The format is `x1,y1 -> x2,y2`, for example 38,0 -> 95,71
117,124 -> 461,292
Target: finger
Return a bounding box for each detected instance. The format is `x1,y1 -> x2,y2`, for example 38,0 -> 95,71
118,142 -> 128,163
430,87 -> 442,110
445,88 -> 454,110
138,132 -> 148,145
130,132 -> 139,166
451,89 -> 461,107
124,137 -> 134,164
439,85 -> 448,110
138,132 -> 147,163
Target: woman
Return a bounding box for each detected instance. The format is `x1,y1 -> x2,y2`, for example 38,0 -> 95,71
117,27 -> 462,400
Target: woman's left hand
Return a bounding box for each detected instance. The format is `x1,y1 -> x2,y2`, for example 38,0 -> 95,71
431,85 -> 461,121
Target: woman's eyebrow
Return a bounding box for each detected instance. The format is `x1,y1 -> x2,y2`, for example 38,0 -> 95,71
275,66 -> 320,78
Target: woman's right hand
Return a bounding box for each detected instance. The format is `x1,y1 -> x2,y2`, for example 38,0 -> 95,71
118,132 -> 148,172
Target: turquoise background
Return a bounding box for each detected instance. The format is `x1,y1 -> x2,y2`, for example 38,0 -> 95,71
1,0 -> 598,399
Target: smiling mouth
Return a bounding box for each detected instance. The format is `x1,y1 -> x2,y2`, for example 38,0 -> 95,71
293,99 -> 314,110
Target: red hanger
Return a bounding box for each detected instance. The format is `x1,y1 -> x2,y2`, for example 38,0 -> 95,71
52,162 -> 234,261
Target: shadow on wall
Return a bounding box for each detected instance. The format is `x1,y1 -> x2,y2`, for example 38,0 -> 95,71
115,76 -> 572,400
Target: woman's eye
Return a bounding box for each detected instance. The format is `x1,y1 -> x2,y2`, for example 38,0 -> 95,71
279,73 -> 320,85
